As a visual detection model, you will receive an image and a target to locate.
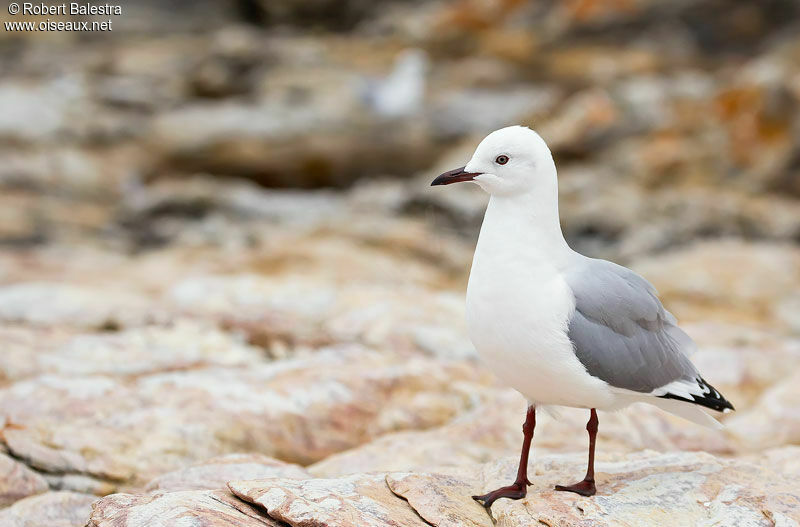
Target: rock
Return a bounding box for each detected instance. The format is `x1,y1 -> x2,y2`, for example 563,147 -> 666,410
619,189 -> 800,259
0,147 -> 129,199
88,450 -> 798,527
0,79 -> 87,143
750,446 -> 800,480
119,176 -> 348,228
631,241 -> 800,330
431,87 -> 557,137
115,176 -> 351,250
725,370 -> 800,452
0,326 -> 74,386
0,322 -> 263,383
145,454 -> 309,492
167,274 -> 473,356
308,388 -> 524,477
0,453 -> 48,507
310,388 -> 738,478
0,190 -> 117,249
386,472 -> 492,527
404,141 -> 490,236
390,451 -> 800,527
88,489 -> 280,527
714,79 -> 797,195
537,88 -> 622,154
541,45 -> 661,84
0,346 -> 489,488
0,283 -> 158,330
149,81 -> 438,188
558,169 -> 800,261
245,0 -> 380,29
0,491 -> 96,527
228,473 -> 429,527
686,322 -> 800,409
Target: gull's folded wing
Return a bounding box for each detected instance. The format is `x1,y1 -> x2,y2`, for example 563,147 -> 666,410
564,258 -> 732,412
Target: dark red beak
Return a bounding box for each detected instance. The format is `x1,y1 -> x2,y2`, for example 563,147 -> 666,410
431,166 -> 481,186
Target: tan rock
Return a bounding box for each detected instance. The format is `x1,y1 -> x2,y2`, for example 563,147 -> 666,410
686,322 -> 800,409
392,451 -> 800,527
0,322 -> 262,383
150,96 -> 438,188
77,451 -> 800,527
725,370 -> 800,451
538,88 -> 621,152
0,146 -> 133,198
0,453 -> 48,507
88,489 -> 280,527
386,472 -> 493,527
310,388 -> 737,477
0,283 -> 157,330
88,450 -> 796,527
0,347 -> 489,488
0,80 -> 89,143
0,491 -> 96,527
228,473 -> 429,527
749,446 -> 800,480
43,473 -> 117,497
168,274 -> 473,356
542,45 -> 660,83
631,241 -> 800,330
308,389 -> 522,477
0,326 -> 75,386
145,453 -> 310,492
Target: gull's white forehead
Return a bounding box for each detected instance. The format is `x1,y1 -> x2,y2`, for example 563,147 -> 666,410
473,125 -> 548,158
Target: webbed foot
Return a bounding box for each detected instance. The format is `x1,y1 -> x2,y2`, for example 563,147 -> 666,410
472,482 -> 528,508
554,479 -> 596,496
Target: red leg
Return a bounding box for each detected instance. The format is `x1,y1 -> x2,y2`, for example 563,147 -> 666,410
555,408 -> 598,496
473,405 -> 535,508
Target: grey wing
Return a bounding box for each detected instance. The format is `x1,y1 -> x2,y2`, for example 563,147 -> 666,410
564,258 -> 698,394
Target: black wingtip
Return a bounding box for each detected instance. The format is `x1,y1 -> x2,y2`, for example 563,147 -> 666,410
657,376 -> 734,413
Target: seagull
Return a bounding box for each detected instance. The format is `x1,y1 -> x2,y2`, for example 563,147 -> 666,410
360,48 -> 428,118
431,125 -> 733,508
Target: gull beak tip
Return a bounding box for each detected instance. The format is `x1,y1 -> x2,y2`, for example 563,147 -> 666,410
431,166 -> 480,186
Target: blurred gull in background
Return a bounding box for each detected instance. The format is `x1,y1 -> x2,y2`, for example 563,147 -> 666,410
361,48 -> 428,118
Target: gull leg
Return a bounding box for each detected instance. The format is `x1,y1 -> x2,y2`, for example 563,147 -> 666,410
473,405 -> 535,508
555,408 -> 598,496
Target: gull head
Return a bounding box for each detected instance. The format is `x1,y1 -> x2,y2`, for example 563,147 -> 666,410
431,126 -> 555,196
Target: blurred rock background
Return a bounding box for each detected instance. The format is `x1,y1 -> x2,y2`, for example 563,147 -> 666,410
0,0 -> 799,525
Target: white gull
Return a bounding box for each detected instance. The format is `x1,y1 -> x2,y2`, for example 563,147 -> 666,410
431,125 -> 733,507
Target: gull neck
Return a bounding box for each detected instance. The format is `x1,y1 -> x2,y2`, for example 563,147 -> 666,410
481,188 -> 573,269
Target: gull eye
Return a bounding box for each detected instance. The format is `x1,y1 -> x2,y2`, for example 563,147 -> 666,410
495,155 -> 509,165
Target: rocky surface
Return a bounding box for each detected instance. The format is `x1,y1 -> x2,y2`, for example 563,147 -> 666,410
88,489 -> 281,527
0,453 -> 49,507
1,0 -> 800,525
86,451 -> 800,527
144,453 -> 310,492
0,491 -> 98,527
409,451 -> 800,527
2,1 -> 800,256
1,346 -> 489,492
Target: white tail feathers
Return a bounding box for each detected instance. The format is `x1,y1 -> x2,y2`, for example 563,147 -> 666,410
647,397 -> 724,429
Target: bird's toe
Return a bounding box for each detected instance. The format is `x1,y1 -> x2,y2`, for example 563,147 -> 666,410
472,483 -> 528,508
554,480 -> 596,497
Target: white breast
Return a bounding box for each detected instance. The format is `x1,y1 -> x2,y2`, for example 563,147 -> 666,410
465,206 -> 613,409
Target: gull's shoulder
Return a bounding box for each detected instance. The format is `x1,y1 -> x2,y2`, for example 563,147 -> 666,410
563,252 -> 660,295
561,252 -> 672,329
